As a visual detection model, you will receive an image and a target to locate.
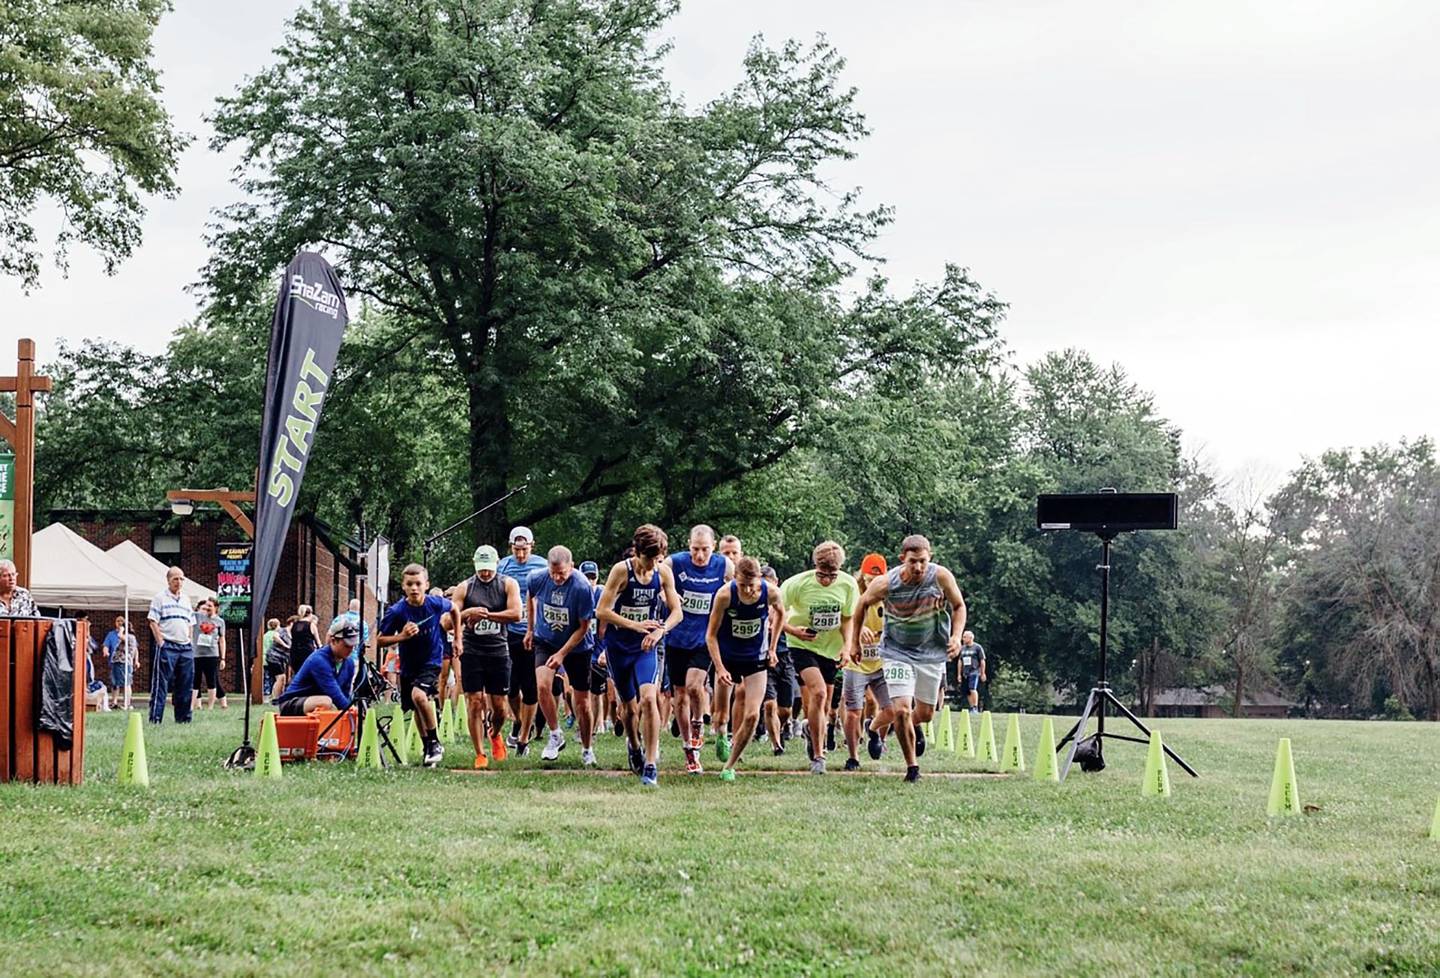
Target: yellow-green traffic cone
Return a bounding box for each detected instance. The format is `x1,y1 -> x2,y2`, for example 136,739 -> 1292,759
957,708 -> 975,758
939,706 -> 955,750
356,707 -> 383,770
393,707 -> 411,765
1141,730 -> 1171,798
408,710 -> 424,758
457,697 -> 470,740
440,698 -> 454,744
1034,715 -> 1059,783
256,711 -> 283,779
1430,797 -> 1440,841
1001,713 -> 1025,773
1267,738 -> 1301,816
118,711 -> 149,787
977,711 -> 999,769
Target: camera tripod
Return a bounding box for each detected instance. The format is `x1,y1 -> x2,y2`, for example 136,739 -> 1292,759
1054,532 -> 1198,781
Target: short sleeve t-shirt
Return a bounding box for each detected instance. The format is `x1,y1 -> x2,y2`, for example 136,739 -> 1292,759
148,589 -> 196,645
379,594 -> 453,675
528,569 -> 595,649
193,613 -> 224,657
780,570 -> 860,661
498,553 -> 550,635
960,642 -> 985,677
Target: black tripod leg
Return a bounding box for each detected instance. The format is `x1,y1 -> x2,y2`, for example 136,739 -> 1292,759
1100,690 -> 1199,777
1059,689 -> 1100,782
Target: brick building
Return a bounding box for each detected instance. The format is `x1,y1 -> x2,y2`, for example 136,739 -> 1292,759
47,508 -> 364,697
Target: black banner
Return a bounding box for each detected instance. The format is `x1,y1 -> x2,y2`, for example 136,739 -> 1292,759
247,252 -> 348,649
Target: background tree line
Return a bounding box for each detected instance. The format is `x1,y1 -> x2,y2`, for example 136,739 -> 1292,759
13,0 -> 1437,719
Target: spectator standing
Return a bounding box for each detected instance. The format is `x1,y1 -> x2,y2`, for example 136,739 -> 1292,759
289,604 -> 318,676
103,615 -> 139,710
329,598 -> 372,663
261,618 -> 282,696
191,598 -> 228,710
959,630 -> 986,714
147,567 -> 196,724
0,558 -> 37,616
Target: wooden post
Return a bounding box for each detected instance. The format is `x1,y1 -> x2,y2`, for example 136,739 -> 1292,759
1,338 -> 52,586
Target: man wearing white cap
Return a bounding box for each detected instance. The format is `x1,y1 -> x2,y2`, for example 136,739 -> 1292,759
497,525 -> 548,755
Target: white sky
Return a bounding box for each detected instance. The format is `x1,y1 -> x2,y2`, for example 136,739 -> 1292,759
4,0 -> 1437,488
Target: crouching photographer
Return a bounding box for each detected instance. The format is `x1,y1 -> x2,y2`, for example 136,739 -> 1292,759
275,619 -> 359,716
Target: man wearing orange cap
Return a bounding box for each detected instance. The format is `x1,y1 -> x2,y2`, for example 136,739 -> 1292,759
842,553 -> 894,770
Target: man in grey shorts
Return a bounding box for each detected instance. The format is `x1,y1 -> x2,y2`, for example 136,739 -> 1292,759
853,534 -> 967,783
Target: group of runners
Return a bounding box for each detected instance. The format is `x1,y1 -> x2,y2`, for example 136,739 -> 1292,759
371,523 -> 978,785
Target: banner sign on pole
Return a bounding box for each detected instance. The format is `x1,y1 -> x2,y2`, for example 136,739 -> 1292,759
0,453 -> 13,562
366,535 -> 390,604
246,252 -> 348,648
216,542 -> 254,626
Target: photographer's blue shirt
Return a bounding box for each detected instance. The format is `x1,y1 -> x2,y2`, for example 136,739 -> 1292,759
528,569 -> 595,649
278,649 -> 357,710
379,595 -> 452,675
498,554 -> 549,635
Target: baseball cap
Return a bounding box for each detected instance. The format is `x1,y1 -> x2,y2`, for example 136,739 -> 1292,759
860,553 -> 888,577
327,619 -> 360,646
509,526 -> 534,544
473,545 -> 500,573
579,560 -> 599,578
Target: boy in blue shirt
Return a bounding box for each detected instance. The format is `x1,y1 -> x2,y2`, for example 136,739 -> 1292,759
378,563 -> 454,767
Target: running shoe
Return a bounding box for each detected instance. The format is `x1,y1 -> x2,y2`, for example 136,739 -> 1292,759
515,742 -> 530,757
628,744 -> 644,774
867,729 -> 883,761
670,717 -> 680,738
809,757 -> 826,775
716,732 -> 731,762
565,713 -> 576,729
490,735 -> 508,762
802,725 -> 816,762
614,719 -> 625,739
423,743 -> 445,768
825,724 -> 837,752
772,745 -> 785,757
914,722 -> 927,757
541,730 -> 566,761
970,707 -> 980,716
505,733 -> 520,751
582,747 -> 597,767
684,747 -> 703,775
720,767 -> 736,782
904,765 -> 921,783
640,763 -> 659,787
473,752 -> 489,770
843,757 -> 860,772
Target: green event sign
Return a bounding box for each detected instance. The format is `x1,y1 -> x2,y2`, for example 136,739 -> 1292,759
0,453 -> 14,562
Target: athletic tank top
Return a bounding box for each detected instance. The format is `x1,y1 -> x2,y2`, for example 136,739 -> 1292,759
881,564 -> 951,665
717,581 -> 768,661
289,619 -> 316,663
668,552 -> 728,649
461,574 -> 509,656
607,559 -> 662,657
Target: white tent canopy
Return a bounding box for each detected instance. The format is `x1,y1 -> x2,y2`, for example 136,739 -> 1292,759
29,523 -> 156,609
107,539 -> 217,604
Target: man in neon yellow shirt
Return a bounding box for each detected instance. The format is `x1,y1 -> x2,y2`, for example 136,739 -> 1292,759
781,540 -> 859,775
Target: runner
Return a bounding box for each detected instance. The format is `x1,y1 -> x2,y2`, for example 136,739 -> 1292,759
452,545 -> 521,768
709,535 -> 743,755
498,526 -> 548,756
581,560 -> 619,743
666,525 -> 734,774
707,556 -> 787,781
853,535 -> 967,783
843,553 -> 894,770
430,586 -> 463,721
377,563 -> 454,767
781,541 -> 860,774
596,524 -> 684,786
760,564 -> 794,755
526,546 -> 598,764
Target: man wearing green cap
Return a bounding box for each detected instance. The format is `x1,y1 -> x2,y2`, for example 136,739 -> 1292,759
452,545 -> 522,768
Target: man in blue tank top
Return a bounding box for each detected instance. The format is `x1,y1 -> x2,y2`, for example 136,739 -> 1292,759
597,524 -> 684,786
498,526 -> 549,756
706,556 -> 787,782
666,524 -> 734,775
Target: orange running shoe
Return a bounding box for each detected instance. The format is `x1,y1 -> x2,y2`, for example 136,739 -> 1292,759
473,751 -> 489,769
490,735 -> 507,762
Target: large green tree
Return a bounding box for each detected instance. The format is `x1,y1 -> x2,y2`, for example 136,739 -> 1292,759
204,0 -> 996,549
0,0 -> 187,287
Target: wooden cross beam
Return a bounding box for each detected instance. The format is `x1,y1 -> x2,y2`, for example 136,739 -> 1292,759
1,339 -> 53,587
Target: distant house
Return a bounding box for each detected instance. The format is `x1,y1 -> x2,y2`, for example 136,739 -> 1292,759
1145,685 -> 1296,719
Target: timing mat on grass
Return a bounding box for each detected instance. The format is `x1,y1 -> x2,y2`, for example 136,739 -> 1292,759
451,768 -> 1009,779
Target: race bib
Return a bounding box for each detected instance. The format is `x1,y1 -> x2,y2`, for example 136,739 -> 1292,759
861,642 -> 882,662
962,653 -> 974,668
542,604 -> 570,630
680,590 -> 713,615
730,617 -> 763,640
883,662 -> 914,684
473,619 -> 503,637
810,607 -> 841,632
620,605 -> 650,623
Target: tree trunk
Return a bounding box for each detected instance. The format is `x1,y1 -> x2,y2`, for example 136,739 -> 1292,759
1233,656 -> 1245,719
466,371 -> 514,551
1145,636 -> 1159,717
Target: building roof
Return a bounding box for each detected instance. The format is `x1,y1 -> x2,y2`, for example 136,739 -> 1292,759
1150,685 -> 1297,708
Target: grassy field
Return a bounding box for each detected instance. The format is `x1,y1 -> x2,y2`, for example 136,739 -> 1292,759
2,706 -> 1438,977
